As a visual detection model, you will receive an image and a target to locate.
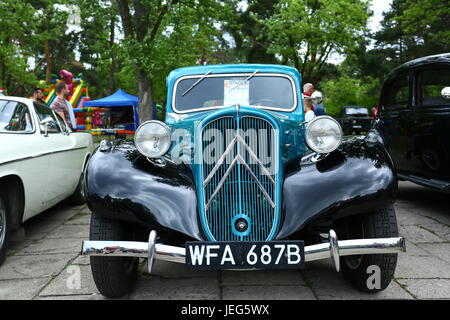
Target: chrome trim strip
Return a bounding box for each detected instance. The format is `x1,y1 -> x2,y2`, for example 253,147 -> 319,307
172,73 -> 298,114
0,146 -> 88,167
81,230 -> 406,272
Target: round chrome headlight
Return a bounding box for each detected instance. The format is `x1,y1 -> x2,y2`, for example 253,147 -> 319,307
135,121 -> 171,158
306,116 -> 343,154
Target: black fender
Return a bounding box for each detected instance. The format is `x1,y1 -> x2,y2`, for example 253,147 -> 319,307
85,141 -> 203,240
277,137 -> 397,239
86,138 -> 396,241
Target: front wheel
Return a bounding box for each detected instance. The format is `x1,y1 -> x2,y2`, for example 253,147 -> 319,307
0,192 -> 11,266
89,213 -> 139,298
67,173 -> 86,205
338,206 -> 399,292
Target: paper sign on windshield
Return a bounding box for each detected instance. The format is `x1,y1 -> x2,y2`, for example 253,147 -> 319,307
224,80 -> 249,106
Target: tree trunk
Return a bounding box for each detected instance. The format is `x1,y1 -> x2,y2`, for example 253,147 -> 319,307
136,68 -> 153,123
109,15 -> 116,94
45,39 -> 52,84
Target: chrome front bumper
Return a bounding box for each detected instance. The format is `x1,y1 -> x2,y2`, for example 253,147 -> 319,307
81,230 -> 406,273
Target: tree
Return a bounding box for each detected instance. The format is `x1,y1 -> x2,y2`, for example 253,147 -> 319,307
0,0 -> 38,95
265,0 -> 370,82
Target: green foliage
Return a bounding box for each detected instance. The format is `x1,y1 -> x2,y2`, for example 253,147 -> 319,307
321,75 -> 380,116
265,0 -> 370,82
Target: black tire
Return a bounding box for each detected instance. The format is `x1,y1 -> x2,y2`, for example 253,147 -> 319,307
67,173 -> 86,205
89,213 -> 139,298
0,192 -> 11,266
339,206 -> 399,293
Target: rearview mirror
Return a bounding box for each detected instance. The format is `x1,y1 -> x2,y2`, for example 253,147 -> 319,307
441,87 -> 450,100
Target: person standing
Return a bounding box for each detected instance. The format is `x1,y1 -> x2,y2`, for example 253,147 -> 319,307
303,83 -> 315,97
303,97 -> 316,122
30,88 -> 46,104
311,91 -> 327,116
51,82 -> 73,130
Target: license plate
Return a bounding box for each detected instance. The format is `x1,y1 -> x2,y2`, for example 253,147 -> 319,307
185,241 -> 305,270
353,125 -> 362,128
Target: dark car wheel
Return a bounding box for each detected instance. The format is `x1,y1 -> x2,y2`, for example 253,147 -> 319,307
89,213 -> 139,298
67,173 -> 86,205
0,192 -> 11,266
339,205 -> 399,293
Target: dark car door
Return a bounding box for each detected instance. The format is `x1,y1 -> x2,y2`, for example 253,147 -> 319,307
408,64 -> 450,180
377,72 -> 413,173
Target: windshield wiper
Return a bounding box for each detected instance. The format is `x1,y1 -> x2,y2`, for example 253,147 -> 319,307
245,69 -> 259,81
182,70 -> 212,96
227,69 -> 260,93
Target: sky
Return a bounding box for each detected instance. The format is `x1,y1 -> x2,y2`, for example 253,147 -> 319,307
369,0 -> 393,32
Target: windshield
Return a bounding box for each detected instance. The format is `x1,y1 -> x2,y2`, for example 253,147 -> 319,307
345,107 -> 369,115
173,74 -> 296,112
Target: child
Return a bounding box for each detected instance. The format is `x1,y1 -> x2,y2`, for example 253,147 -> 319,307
303,97 -> 316,122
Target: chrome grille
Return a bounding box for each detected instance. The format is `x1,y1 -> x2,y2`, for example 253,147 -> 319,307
201,115 -> 279,241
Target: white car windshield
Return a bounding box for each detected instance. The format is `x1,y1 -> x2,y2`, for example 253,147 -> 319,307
174,74 -> 296,112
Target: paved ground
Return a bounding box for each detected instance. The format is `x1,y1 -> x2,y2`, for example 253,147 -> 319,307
0,181 -> 448,300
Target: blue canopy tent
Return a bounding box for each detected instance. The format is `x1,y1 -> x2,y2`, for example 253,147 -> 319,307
83,89 -> 139,131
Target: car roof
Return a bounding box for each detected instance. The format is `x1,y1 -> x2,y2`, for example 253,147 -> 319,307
390,53 -> 450,76
167,64 -> 301,85
0,96 -> 33,104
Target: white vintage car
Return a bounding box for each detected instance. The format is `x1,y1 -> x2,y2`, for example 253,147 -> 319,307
0,96 -> 94,265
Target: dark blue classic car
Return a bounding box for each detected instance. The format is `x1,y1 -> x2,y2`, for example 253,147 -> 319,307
81,64 -> 405,297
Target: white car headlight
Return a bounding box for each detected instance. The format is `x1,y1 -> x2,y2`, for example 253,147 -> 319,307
135,121 -> 171,158
306,116 -> 343,154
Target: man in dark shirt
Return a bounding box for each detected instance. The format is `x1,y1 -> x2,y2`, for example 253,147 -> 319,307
30,88 -> 46,104
51,82 -> 73,130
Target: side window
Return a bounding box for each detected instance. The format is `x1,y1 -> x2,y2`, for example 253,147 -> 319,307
33,102 -> 61,134
416,67 -> 450,106
386,74 -> 410,109
0,100 -> 34,133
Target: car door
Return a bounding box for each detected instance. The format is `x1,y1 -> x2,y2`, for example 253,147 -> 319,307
33,103 -> 80,205
408,64 -> 450,180
377,72 -> 413,173
0,99 -> 51,218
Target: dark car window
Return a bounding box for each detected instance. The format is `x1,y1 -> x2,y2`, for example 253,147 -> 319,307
416,67 -> 450,106
33,102 -> 61,133
386,74 -> 410,109
174,75 -> 296,112
0,100 -> 34,133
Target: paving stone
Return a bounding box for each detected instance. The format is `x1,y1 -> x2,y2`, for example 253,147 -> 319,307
221,269 -> 305,286
72,255 -> 91,265
0,253 -> 77,280
39,265 -> 99,296
395,254 -> 450,279
35,294 -> 109,300
397,279 -> 450,299
302,261 -> 412,300
222,285 -> 316,300
417,243 -> 450,263
395,211 -> 436,226
16,238 -> 82,255
45,224 -> 89,239
129,277 -> 220,300
419,223 -> 450,242
403,240 -> 432,256
24,219 -> 62,239
399,225 -> 444,243
0,277 -> 50,300
64,213 -> 91,225
149,260 -> 219,279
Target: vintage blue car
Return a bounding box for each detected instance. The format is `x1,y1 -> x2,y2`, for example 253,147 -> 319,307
81,64 -> 406,297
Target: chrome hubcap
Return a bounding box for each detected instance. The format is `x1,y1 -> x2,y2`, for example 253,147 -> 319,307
0,199 -> 6,248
